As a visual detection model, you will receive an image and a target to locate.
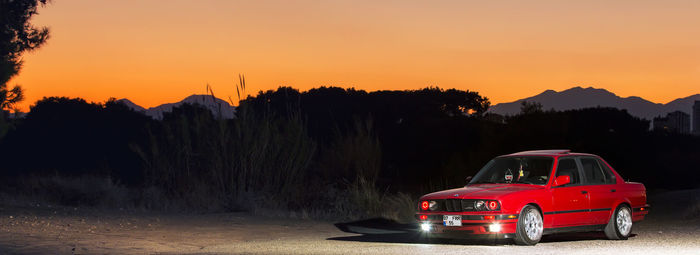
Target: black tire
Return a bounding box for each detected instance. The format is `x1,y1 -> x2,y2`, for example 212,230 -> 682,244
514,205 -> 543,245
604,204 -> 632,240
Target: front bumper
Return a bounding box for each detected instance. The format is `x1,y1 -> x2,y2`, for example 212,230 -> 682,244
415,213 -> 518,236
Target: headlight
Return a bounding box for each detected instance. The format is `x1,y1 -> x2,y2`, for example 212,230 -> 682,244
474,200 -> 500,211
475,200 -> 485,210
421,201 -> 429,210
486,200 -> 500,210
429,201 -> 438,211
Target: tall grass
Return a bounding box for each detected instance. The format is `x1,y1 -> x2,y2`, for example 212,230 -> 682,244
128,77 -> 416,220
317,117 -> 381,182
132,77 -> 316,211
313,116 -> 417,222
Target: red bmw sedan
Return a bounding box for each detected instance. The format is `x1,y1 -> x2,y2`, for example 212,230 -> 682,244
416,150 -> 650,245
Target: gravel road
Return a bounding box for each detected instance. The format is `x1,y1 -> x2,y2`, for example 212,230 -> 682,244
0,190 -> 699,255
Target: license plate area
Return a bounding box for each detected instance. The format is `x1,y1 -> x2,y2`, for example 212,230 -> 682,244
443,215 -> 462,226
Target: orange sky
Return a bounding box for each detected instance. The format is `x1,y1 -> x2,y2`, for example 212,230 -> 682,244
10,0 -> 700,111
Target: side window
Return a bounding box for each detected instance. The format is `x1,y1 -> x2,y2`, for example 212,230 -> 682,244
596,158 -> 617,184
580,157 -> 607,185
555,158 -> 580,186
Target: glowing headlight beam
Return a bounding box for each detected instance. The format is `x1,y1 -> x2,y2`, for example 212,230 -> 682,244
489,223 -> 501,232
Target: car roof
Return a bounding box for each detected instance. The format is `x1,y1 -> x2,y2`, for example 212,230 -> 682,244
502,150 -> 597,157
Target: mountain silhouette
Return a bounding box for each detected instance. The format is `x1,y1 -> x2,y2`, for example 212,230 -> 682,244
117,95 -> 236,119
488,86 -> 700,120
115,98 -> 146,112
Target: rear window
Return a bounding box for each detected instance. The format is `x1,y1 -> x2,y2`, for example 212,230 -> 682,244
581,157 -> 615,184
596,158 -> 617,184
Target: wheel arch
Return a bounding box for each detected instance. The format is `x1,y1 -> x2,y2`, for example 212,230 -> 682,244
517,199 -> 554,228
526,202 -> 543,216
606,199 -> 632,220
526,202 -> 548,225
613,198 -> 632,211
513,199 -> 544,218
618,201 -> 632,209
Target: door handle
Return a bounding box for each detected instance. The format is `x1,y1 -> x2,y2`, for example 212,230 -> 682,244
581,190 -> 588,194
611,189 -> 616,193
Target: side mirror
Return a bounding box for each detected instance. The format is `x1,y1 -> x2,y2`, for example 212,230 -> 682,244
553,175 -> 571,187
465,176 -> 473,186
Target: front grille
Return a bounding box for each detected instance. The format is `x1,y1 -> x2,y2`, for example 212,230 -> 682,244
438,199 -> 478,212
443,199 -> 460,212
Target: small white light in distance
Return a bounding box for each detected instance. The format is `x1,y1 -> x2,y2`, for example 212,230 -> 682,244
489,223 -> 501,232
421,223 -> 432,232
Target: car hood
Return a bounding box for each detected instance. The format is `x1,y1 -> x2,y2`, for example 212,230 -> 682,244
421,184 -> 543,200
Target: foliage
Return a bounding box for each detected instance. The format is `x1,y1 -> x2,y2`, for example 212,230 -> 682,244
131,82 -> 316,211
520,100 -> 543,115
1,85 -> 699,219
316,116 -> 381,183
0,0 -> 50,86
0,97 -> 150,183
0,0 -> 51,139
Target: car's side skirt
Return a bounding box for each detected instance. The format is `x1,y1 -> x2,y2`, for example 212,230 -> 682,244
542,208 -> 611,215
543,224 -> 607,235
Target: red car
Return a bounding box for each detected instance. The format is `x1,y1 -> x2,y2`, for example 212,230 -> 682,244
416,150 -> 649,245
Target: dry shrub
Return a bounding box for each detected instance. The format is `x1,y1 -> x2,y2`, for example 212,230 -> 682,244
684,192 -> 700,219
344,177 -> 417,223
5,80 -> 422,220
381,192 -> 417,223
132,79 -> 315,212
5,175 -> 131,208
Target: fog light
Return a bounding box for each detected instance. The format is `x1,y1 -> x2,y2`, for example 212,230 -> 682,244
489,223 -> 501,232
421,223 -> 432,232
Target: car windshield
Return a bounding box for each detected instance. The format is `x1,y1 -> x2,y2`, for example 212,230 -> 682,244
470,156 -> 554,185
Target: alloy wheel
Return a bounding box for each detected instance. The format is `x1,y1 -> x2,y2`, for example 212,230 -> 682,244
616,207 -> 632,236
523,209 -> 543,240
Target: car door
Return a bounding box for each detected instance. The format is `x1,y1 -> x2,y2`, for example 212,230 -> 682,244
579,157 -> 618,225
550,157 -> 591,227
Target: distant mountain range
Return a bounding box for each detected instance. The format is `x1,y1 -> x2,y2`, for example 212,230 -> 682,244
117,95 -> 236,119
116,87 -> 698,121
488,86 -> 700,120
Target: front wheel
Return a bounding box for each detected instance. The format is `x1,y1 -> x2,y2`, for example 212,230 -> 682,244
514,205 -> 543,245
604,205 -> 632,240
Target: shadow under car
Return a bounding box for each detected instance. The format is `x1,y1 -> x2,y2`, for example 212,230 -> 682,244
330,218 -> 633,245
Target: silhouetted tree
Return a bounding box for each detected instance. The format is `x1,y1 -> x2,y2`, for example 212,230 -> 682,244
0,0 -> 50,138
0,97 -> 151,184
520,100 -> 543,114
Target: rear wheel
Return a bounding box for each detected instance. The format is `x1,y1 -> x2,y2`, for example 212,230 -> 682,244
604,205 -> 632,240
514,205 -> 543,245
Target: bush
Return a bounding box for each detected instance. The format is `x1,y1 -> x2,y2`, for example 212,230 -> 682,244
2,175 -> 131,208
132,85 -> 316,212
6,85 -> 699,221
684,192 -> 700,219
345,177 -> 417,223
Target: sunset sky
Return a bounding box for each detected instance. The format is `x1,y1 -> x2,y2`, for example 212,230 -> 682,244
10,0 -> 700,111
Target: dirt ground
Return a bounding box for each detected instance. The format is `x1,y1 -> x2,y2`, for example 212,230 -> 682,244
0,190 -> 699,255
